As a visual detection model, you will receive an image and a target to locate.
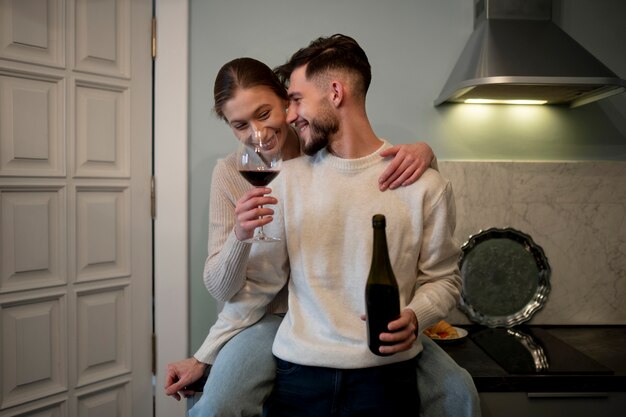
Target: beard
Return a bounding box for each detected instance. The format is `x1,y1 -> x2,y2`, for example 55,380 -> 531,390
302,100 -> 340,156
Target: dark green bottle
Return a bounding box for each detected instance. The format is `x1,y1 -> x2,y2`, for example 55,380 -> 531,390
365,214 -> 400,356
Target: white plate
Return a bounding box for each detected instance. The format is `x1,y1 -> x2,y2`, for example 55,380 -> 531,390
428,326 -> 468,343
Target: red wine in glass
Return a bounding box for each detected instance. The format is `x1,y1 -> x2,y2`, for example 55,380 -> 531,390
239,170 -> 279,187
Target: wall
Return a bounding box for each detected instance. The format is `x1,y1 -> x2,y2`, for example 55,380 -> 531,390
440,161 -> 626,325
189,0 -> 626,351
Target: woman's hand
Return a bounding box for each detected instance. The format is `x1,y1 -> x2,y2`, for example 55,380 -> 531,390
234,187 -> 278,241
378,142 -> 435,191
164,357 -> 208,401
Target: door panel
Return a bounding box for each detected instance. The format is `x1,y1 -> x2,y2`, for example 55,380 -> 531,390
75,187 -> 130,282
75,282 -> 130,387
74,81 -> 129,178
0,0 -> 153,415
0,0 -> 65,68
1,290 -> 67,409
1,187 -> 66,293
0,73 -> 65,177
74,0 -> 130,78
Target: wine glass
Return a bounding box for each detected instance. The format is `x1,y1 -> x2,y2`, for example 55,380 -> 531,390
237,128 -> 282,243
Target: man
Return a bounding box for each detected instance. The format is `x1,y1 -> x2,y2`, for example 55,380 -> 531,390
257,34 -> 462,416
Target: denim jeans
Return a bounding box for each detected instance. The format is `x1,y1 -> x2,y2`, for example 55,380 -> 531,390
416,335 -> 481,417
188,314 -> 282,417
188,316 -> 480,417
263,358 -> 418,417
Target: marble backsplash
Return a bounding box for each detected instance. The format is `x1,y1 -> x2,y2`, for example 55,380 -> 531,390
437,161 -> 626,325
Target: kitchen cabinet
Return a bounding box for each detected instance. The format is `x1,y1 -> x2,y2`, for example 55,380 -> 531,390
442,326 -> 626,417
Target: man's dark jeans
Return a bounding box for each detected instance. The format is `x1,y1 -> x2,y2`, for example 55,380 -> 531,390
264,357 -> 419,417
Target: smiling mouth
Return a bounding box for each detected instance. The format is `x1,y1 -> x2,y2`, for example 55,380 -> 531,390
258,135 -> 278,151
294,120 -> 309,132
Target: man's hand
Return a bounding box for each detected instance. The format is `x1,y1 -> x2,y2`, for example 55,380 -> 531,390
360,308 -> 419,355
378,142 -> 434,191
164,357 -> 208,401
377,308 -> 419,355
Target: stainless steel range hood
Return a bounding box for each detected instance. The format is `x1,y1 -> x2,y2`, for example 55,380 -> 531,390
434,0 -> 626,107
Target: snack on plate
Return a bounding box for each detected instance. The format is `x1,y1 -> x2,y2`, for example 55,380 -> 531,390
424,320 -> 459,340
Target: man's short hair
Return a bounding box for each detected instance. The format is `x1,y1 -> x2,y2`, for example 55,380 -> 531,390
274,34 -> 372,99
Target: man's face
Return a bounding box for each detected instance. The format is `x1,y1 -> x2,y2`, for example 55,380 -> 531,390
286,66 -> 339,156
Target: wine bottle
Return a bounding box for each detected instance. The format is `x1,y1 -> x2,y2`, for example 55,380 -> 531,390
365,214 -> 400,356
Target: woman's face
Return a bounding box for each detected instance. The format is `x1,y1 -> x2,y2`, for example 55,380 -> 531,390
222,85 -> 289,147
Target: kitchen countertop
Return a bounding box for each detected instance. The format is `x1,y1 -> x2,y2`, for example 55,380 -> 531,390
441,325 -> 626,392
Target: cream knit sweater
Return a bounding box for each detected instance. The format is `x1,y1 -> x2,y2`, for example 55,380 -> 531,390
194,140 -> 460,367
202,151 -> 288,314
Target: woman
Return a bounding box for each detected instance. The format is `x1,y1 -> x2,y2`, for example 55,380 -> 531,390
165,58 -> 479,417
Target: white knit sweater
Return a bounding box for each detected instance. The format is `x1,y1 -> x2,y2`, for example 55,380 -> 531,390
194,140 -> 460,367
202,152 -> 288,313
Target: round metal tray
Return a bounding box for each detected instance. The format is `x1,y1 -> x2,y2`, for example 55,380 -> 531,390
459,227 -> 551,327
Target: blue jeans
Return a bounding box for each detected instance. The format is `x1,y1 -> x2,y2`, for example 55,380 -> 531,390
264,358 -> 418,417
416,335 -> 481,417
188,316 -> 480,417
188,314 -> 283,417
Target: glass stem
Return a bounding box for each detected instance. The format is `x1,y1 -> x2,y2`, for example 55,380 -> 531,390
257,204 -> 265,237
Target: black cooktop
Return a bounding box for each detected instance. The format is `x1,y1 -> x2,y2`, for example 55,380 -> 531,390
470,326 -> 614,375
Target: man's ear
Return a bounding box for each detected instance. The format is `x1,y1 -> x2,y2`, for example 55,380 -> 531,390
330,81 -> 344,107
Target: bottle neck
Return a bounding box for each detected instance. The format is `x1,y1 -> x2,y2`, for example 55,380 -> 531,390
371,227 -> 391,268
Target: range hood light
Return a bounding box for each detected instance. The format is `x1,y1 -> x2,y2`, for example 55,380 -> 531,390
464,99 -> 548,105
435,0 -> 626,107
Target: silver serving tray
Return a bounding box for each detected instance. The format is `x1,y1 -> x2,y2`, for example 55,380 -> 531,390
459,227 -> 551,327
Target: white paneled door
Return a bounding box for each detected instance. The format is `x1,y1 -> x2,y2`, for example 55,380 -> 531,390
0,0 -> 153,416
